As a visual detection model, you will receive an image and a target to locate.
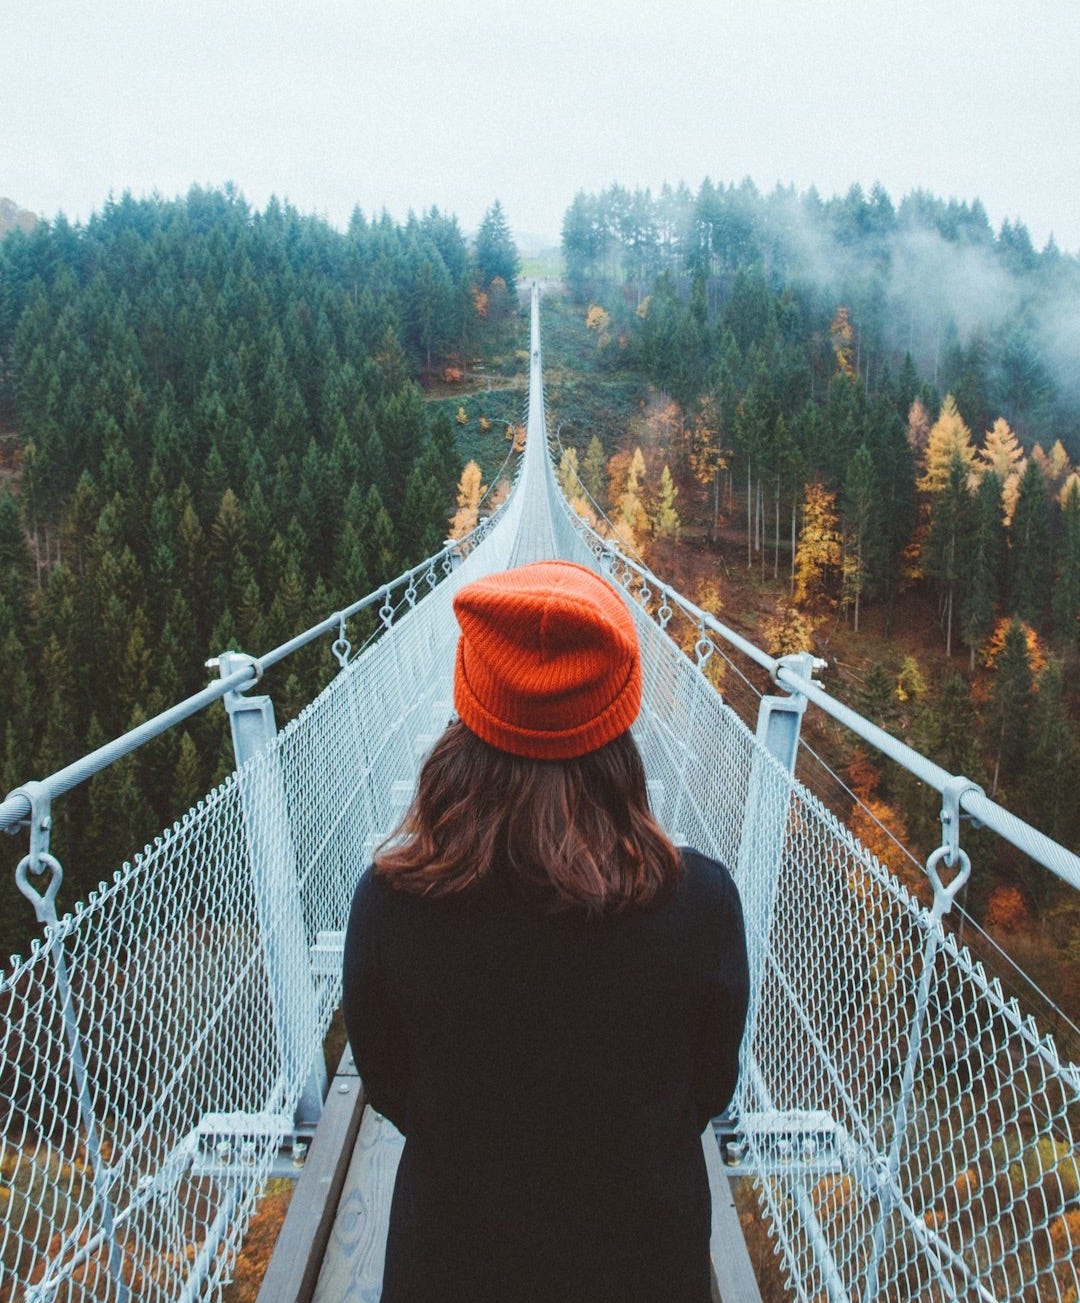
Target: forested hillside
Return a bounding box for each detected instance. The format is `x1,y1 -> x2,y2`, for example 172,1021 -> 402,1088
1,175 -> 1077,1017
0,186 -> 522,957
552,179 -> 1080,1020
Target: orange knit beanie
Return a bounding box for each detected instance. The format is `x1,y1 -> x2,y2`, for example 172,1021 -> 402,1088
452,560 -> 642,760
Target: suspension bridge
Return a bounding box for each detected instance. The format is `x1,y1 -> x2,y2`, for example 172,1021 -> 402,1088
2,286 -> 1078,1301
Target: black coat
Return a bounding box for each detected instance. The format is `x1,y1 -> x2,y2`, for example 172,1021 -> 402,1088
342,848 -> 749,1303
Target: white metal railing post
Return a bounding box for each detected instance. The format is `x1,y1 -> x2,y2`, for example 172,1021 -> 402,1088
735,652 -> 853,1302
212,650 -> 328,1125
738,651 -> 816,1025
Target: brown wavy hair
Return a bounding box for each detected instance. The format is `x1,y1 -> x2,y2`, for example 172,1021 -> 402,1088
374,720 -> 680,915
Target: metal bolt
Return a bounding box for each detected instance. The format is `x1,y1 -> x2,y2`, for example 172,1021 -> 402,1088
337,1082 -> 351,1094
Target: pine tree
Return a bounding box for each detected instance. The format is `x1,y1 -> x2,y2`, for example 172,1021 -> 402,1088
923,452 -> 972,656
411,254 -> 452,371
1021,660 -> 1079,849
265,556 -> 305,648
1052,475 -> 1080,650
363,428 -> 393,507
428,409 -> 461,488
0,622 -> 33,776
856,660 -> 899,732
332,487 -> 371,605
1008,457 -> 1051,628
561,192 -> 603,294
401,441 -> 452,561
473,201 -> 520,294
651,465 -> 680,539
987,618 -> 1034,797
580,435 -> 607,507
866,382 -> 915,595
901,671 -> 985,852
960,471 -> 1005,668
841,445 -> 881,631
0,494 -> 31,623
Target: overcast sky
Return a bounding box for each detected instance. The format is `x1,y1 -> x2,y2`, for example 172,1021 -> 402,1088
4,0 -> 1079,252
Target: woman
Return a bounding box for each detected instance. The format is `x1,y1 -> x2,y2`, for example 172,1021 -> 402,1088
343,560 -> 749,1303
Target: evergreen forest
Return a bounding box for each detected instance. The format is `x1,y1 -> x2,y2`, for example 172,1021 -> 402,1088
0,187 -> 523,956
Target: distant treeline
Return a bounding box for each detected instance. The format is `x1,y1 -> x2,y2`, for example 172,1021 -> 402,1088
563,179 -> 1080,455
0,186 -> 521,953
561,181 -> 1080,655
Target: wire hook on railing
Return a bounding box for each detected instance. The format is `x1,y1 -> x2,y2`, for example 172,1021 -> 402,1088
924,774 -> 981,920
694,625 -> 714,670
331,612 -> 352,669
8,780 -> 62,924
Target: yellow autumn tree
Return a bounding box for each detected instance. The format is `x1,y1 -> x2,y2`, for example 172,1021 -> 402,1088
830,306 -> 856,378
1031,439 -> 1073,497
918,395 -> 976,494
650,464 -> 680,539
793,482 -> 842,607
585,303 -> 611,347
906,397 -> 932,478
614,446 -> 649,548
448,460 -> 486,539
976,417 -> 1026,524
761,603 -> 819,657
557,446 -> 580,499
687,397 -> 725,484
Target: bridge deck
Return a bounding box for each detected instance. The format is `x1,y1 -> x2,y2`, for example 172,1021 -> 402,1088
257,1053 -> 761,1301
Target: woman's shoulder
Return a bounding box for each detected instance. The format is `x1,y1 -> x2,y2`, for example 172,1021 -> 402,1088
348,864 -> 401,922
676,847 -> 743,914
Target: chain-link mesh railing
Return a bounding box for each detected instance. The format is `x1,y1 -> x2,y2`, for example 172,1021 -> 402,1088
3,286 -> 1077,1300
550,467 -> 1079,1300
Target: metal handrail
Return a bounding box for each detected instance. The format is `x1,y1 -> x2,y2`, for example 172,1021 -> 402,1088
0,532 -> 490,838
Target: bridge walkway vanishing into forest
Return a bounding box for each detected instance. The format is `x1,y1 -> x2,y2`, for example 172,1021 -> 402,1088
1,286 -> 1079,1301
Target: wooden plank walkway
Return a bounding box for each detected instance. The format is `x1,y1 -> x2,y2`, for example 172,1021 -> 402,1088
256,1050 -> 368,1303
312,1105 -> 403,1300
259,1057 -> 760,1301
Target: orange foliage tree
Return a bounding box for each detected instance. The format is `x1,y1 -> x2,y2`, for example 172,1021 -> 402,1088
448,460 -> 486,539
